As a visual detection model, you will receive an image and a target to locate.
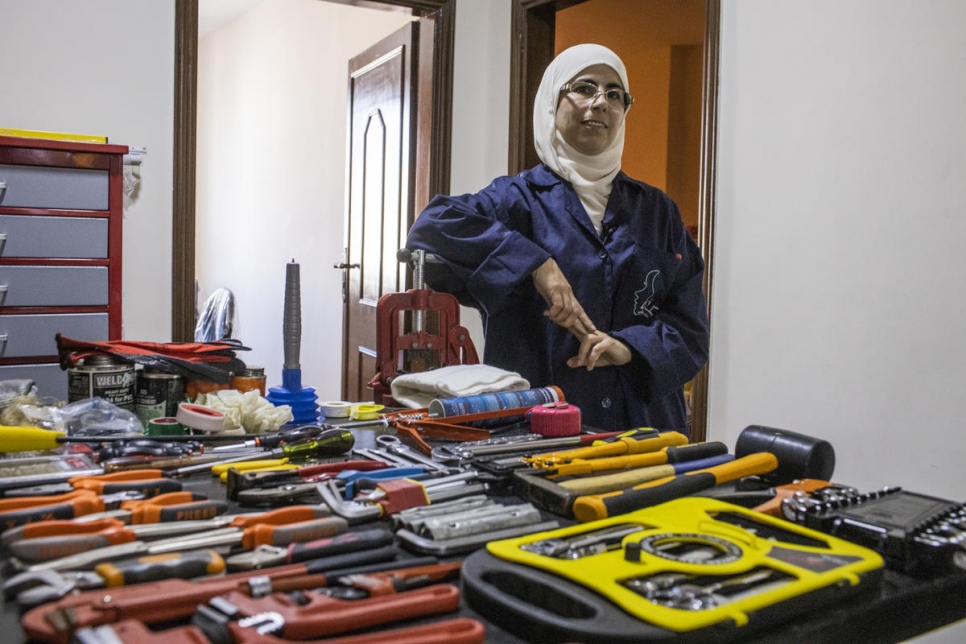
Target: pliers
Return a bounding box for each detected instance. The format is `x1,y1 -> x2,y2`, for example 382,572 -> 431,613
0,489 -> 145,529
2,469 -> 183,498
226,459 -> 389,501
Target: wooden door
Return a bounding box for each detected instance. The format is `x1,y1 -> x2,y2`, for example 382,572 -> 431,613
340,22 -> 419,402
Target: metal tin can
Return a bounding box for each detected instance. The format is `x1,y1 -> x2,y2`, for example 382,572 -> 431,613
231,365 -> 267,396
67,354 -> 137,410
136,371 -> 186,425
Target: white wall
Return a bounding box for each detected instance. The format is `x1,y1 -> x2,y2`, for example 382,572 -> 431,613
709,0 -> 966,500
196,0 -> 413,400
0,0 -> 174,342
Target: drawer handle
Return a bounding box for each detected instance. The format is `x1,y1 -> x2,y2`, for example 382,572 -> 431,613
0,285 -> 6,307
0,233 -> 5,257
0,181 -> 6,203
0,333 -> 6,357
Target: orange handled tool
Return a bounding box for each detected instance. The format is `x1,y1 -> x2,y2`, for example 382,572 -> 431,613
571,452 -> 779,522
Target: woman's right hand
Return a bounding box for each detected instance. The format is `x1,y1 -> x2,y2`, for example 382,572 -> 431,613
532,258 -> 596,336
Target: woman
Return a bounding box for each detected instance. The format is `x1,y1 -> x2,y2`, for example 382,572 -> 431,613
406,44 -> 708,434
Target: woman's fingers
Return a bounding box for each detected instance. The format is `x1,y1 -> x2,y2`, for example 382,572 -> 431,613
567,332 -> 632,370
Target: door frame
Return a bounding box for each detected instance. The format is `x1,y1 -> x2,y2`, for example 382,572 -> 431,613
171,0 -> 455,341
508,0 -> 720,441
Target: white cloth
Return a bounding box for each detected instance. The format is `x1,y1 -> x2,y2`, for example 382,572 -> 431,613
390,364 -> 530,409
532,44 -> 630,234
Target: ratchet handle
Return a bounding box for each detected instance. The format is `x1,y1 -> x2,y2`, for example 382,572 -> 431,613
242,517 -> 349,549
573,452 -> 779,522
95,548 -> 226,587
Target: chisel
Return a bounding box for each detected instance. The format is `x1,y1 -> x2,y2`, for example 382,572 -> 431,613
571,452 -> 779,522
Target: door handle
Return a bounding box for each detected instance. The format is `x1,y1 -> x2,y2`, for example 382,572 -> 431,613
333,263 -> 360,270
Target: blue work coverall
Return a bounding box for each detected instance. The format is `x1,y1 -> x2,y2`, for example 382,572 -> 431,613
406,164 -> 709,434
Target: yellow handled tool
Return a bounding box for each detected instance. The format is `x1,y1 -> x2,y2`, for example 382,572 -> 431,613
0,426 -> 66,453
525,430 -> 688,467
571,452 -> 779,522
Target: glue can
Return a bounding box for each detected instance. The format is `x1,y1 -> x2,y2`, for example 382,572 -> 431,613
231,366 -> 267,396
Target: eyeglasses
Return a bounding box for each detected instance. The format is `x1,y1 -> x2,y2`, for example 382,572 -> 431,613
560,80 -> 634,109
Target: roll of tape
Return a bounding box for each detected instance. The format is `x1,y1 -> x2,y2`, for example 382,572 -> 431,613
176,403 -> 226,433
145,417 -> 184,436
350,403 -> 385,421
322,401 -> 353,418
529,402 -> 581,437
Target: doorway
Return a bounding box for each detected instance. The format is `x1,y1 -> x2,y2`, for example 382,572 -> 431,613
171,0 -> 454,399
510,0 -> 720,441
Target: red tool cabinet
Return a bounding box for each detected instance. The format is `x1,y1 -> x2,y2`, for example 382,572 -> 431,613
0,135 -> 128,400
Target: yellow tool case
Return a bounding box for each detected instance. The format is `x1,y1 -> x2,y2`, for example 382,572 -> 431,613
462,497 -> 884,643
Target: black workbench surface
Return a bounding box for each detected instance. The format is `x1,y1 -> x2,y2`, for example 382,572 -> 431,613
2,427 -> 965,643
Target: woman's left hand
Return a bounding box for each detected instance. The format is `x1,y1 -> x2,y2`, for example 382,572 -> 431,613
567,330 -> 632,371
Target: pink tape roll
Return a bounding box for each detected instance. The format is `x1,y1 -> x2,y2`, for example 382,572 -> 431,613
529,402 -> 581,437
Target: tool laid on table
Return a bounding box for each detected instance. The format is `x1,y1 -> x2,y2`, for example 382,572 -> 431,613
10,548 -> 227,608
196,581 -> 463,640
780,484 -> 966,573
393,495 -> 561,557
462,497 -> 884,644
2,469 -> 183,498
527,440 -> 729,478
74,616 -> 487,644
225,459 -> 389,500
5,514 -> 253,563
516,452 -> 736,518
0,490 -> 148,529
9,506 -> 341,574
317,470 -> 488,523
20,555 -> 443,643
165,428 -> 356,477
571,452 -> 779,522
523,429 -> 688,467
224,527 -> 397,571
430,430 -> 626,466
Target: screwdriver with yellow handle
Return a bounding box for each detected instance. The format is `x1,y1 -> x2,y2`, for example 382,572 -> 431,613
571,452 -> 779,522
0,425 -> 72,453
524,430 -> 689,467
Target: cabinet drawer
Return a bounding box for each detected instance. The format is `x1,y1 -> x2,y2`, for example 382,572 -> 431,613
0,266 -> 109,306
0,215 -> 108,258
0,164 -> 109,210
0,313 -> 108,358
0,363 -> 67,400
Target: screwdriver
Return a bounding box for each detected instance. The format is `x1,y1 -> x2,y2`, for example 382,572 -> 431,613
166,428 -> 356,477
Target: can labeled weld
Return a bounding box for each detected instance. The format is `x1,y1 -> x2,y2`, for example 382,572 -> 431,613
67,355 -> 136,410
136,371 -> 185,425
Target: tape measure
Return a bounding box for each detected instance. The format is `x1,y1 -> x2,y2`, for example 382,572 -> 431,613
529,402 -> 581,437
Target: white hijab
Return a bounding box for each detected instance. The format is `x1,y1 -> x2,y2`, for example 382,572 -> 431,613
533,44 -> 630,235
